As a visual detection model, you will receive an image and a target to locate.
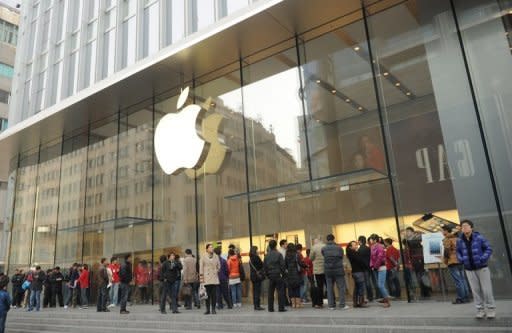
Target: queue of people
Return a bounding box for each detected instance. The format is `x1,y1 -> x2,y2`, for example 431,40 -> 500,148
0,218 -> 497,330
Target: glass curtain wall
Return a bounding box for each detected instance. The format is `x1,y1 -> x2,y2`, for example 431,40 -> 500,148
366,0 -> 511,298
7,0 -> 512,303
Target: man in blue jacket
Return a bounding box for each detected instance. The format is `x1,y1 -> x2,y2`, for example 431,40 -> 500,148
456,220 -> 495,319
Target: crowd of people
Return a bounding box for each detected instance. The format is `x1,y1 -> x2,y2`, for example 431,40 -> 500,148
0,218 -> 497,333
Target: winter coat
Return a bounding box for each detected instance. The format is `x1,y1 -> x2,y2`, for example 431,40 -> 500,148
78,269 -> 89,289
218,257 -> 229,282
357,244 -> 371,271
119,262 -> 133,284
456,231 -> 492,271
97,266 -> 109,288
249,253 -> 265,282
385,245 -> 400,270
310,242 -> 325,275
199,253 -> 220,286
11,273 -> 24,289
442,233 -> 460,266
370,243 -> 386,270
135,265 -> 151,286
284,253 -> 305,288
161,260 -> 182,283
321,241 -> 345,276
182,255 -> 198,284
346,248 -> 366,273
30,271 -> 46,291
264,250 -> 285,280
227,255 -> 241,279
0,290 -> 11,316
109,263 -> 120,283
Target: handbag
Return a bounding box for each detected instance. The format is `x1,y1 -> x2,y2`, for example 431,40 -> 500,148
198,284 -> 208,300
180,284 -> 192,298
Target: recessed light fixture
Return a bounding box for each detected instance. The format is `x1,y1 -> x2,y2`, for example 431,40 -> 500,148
395,82 -> 401,87
345,98 -> 350,102
331,89 -> 336,94
358,106 -> 363,111
406,92 -> 411,96
316,79 -> 321,83
383,72 -> 389,76
354,46 -> 360,51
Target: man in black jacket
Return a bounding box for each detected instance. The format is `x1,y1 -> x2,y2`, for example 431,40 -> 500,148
43,269 -> 53,308
263,240 -> 286,313
51,267 -> 64,307
97,258 -> 110,312
160,253 -> 182,314
322,234 -> 347,310
28,266 -> 45,312
119,254 -> 133,314
358,235 -> 379,301
10,269 -> 24,308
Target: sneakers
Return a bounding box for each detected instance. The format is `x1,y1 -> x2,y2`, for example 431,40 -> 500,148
64,305 -> 68,309
107,303 -> 115,308
328,307 -> 336,310
476,310 -> 486,319
339,305 -> 350,310
487,310 -> 496,319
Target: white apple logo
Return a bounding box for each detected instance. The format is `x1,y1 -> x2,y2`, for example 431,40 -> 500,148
154,87 -> 209,175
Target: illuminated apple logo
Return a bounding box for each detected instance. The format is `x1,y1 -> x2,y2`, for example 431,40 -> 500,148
154,87 -> 210,175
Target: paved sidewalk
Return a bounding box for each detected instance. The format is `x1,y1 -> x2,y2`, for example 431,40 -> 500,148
6,300 -> 512,332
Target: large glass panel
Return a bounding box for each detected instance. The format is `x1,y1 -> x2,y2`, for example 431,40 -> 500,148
301,16 -> 386,180
195,71 -> 250,264
55,133 -> 88,267
168,0 -> 185,45
368,0 -> 512,298
102,29 -> 116,78
120,16 -> 136,69
154,89 -> 196,268
32,141 -> 62,268
196,0 -> 215,31
142,2 -> 160,57
453,0 -> 512,261
9,150 -> 39,271
242,48 -> 309,191
83,40 -> 97,88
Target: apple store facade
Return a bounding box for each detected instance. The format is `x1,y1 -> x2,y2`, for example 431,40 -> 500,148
1,0 -> 512,301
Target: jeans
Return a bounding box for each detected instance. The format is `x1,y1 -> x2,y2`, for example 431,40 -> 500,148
174,280 -> 181,304
51,284 -> 64,307
80,288 -> 88,306
12,287 -> 22,307
229,282 -> 242,305
159,280 -> 169,312
216,280 -> 232,309
374,269 -> 389,299
252,280 -> 262,309
325,274 -> 346,308
97,285 -> 108,311
448,264 -> 469,301
0,314 -> 5,333
363,270 -> 380,300
386,269 -> 401,298
184,282 -> 200,308
119,283 -> 130,312
137,286 -> 149,304
268,278 -> 285,311
110,283 -> 119,305
29,290 -> 41,311
168,281 -> 178,312
300,275 -> 308,301
352,272 -> 365,298
466,267 -> 495,311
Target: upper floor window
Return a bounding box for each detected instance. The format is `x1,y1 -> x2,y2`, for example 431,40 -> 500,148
0,19 -> 18,45
0,89 -> 9,104
0,118 -> 8,131
0,62 -> 14,78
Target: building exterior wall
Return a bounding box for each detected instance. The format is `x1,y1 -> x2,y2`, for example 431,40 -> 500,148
2,0 -> 512,302
0,1 -> 19,271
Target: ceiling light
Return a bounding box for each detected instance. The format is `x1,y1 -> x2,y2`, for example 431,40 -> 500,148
406,92 -> 411,96
354,46 -> 360,51
331,89 -> 336,94
358,106 -> 363,111
383,72 -> 389,76
345,98 -> 350,103
315,79 -> 321,83
395,82 -> 401,87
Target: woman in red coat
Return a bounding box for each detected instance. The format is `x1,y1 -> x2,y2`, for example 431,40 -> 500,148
78,264 -> 89,309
